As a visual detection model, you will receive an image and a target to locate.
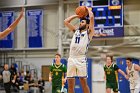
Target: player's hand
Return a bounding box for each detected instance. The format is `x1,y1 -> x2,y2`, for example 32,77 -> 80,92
49,77 -> 52,82
85,6 -> 92,12
125,75 -> 129,80
100,33 -> 107,36
75,14 -> 81,18
85,6 -> 89,10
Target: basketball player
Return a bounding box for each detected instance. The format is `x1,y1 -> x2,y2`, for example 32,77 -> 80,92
0,8 -> 23,39
49,53 -> 67,93
64,6 -> 103,93
126,58 -> 140,93
104,55 -> 128,93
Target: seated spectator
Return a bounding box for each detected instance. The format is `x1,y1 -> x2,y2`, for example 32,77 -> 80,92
25,71 -> 31,83
10,64 -> 17,92
28,77 -> 35,88
38,77 -> 45,93
10,64 -> 17,75
15,72 -> 24,89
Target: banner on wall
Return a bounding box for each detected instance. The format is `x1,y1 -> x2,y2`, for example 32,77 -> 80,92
0,11 -> 14,48
26,9 -> 43,48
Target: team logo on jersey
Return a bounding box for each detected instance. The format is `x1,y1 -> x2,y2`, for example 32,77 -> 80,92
56,72 -> 58,75
107,71 -> 110,74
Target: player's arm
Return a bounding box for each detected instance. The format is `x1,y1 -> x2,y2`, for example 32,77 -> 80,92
64,15 -> 79,32
134,64 -> 140,71
126,68 -> 129,75
114,64 -> 128,79
104,71 -> 106,81
62,65 -> 67,84
49,64 -> 53,82
118,69 -> 128,79
86,7 -> 94,41
62,73 -> 67,84
126,68 -> 130,79
49,72 -> 52,82
0,8 -> 24,39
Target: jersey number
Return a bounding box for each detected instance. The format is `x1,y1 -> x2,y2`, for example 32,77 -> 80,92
75,37 -> 80,44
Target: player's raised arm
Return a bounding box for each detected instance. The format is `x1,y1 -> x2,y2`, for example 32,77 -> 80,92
64,15 -> 79,32
86,7 -> 95,41
0,7 -> 24,39
134,64 -> 140,71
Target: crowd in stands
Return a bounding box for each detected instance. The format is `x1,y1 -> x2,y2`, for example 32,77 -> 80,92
0,64 -> 45,93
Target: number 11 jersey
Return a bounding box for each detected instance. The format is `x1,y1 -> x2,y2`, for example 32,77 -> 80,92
69,29 -> 90,58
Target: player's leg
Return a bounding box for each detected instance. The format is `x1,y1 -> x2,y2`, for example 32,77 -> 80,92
113,83 -> 118,93
106,88 -> 111,93
134,86 -> 140,93
106,82 -> 112,93
67,58 -> 77,93
79,77 -> 90,93
134,83 -> 140,93
130,82 -> 135,93
130,89 -> 134,93
77,58 -> 90,93
52,85 -> 56,93
68,78 -> 75,93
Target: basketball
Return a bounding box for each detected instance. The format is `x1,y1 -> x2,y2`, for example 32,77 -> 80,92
75,6 -> 88,18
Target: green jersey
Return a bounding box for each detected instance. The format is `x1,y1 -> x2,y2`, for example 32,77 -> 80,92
50,63 -> 67,86
104,63 -> 119,83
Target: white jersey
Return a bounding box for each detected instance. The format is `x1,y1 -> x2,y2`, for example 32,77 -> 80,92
126,64 -> 140,89
69,29 -> 90,58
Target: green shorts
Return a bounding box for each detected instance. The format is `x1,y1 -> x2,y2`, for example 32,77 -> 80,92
52,85 -> 62,93
106,82 -> 118,92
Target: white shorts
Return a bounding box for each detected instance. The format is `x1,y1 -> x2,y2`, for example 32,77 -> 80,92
130,82 -> 140,93
67,57 -> 87,78
134,83 -> 140,93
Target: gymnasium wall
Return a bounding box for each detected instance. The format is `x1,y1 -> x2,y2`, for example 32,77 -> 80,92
0,0 -> 140,49
124,0 -> 140,36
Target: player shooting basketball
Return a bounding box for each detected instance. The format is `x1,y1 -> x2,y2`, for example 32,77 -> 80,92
64,6 -> 105,93
0,8 -> 23,39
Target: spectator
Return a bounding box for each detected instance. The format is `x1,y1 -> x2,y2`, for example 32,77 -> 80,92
38,77 -> 45,93
0,64 -> 16,93
25,71 -> 31,83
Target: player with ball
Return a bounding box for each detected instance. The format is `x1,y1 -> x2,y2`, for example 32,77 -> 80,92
64,6 -> 104,93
